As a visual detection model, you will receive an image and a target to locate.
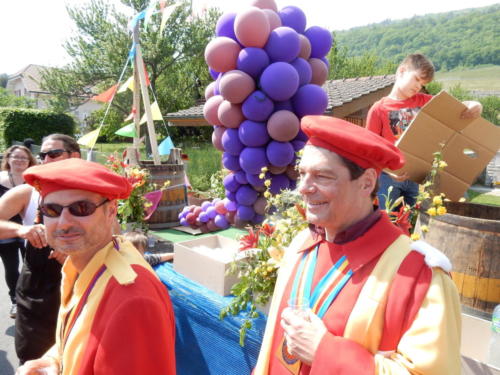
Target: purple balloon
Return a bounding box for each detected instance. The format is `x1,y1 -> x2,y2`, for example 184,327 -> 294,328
270,173 -> 290,194
242,90 -> 274,122
239,147 -> 269,174
238,120 -> 270,147
264,27 -> 300,62
180,218 -> 188,226
274,100 -> 294,112
292,84 -> 328,118
236,185 -> 259,206
246,172 -> 268,187
289,179 -> 297,190
291,140 -> 306,151
266,141 -> 295,167
222,152 -> 241,171
295,129 -> 308,142
225,190 -> 237,201
222,128 -> 244,155
260,62 -> 299,101
206,206 -> 217,219
199,212 -> 209,223
291,57 -> 312,86
214,214 -> 230,229
304,26 -> 333,58
320,56 -> 330,70
278,6 -> 306,34
224,199 -> 238,212
251,214 -> 265,224
209,68 -> 220,80
234,170 -> 248,184
223,173 -> 241,192
237,205 -> 255,221
237,48 -> 270,79
201,201 -> 212,210
216,13 -> 238,41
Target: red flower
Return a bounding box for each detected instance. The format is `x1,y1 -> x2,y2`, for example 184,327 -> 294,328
391,206 -> 412,235
239,228 -> 259,251
295,203 -> 306,220
260,223 -> 275,237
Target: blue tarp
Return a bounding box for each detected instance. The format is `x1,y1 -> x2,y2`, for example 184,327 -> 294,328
155,263 -> 267,375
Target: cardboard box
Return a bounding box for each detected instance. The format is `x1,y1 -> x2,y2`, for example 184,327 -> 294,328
461,313 -> 500,374
173,235 -> 244,296
394,91 -> 500,200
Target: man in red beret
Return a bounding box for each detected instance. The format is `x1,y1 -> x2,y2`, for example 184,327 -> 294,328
16,159 -> 176,375
254,116 -> 461,375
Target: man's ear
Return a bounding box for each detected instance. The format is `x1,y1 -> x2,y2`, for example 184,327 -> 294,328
70,152 -> 81,159
107,199 -> 118,218
359,168 -> 378,196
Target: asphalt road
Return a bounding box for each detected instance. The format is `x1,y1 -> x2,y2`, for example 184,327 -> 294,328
0,257 -> 18,375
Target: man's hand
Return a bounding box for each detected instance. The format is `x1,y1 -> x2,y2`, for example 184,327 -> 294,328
49,250 -> 67,265
461,101 -> 483,119
387,171 -> 409,182
16,357 -> 59,375
281,307 -> 328,365
17,224 -> 48,249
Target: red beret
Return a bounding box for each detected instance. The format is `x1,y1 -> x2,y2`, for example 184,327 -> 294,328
301,116 -> 405,171
24,159 -> 132,200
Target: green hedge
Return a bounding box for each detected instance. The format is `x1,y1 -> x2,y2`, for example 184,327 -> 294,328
0,108 -> 75,149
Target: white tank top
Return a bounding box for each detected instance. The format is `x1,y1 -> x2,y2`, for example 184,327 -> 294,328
23,188 -> 40,226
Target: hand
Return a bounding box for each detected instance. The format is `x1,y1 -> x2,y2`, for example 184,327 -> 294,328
49,250 -> 67,265
460,101 -> 483,119
389,172 -> 409,182
16,357 -> 59,374
280,307 -> 327,365
17,224 -> 47,249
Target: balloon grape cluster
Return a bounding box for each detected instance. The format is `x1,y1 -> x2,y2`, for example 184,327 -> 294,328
184,0 -> 331,230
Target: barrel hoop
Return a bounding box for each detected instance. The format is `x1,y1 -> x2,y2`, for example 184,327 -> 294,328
423,212 -> 500,233
452,271 -> 500,303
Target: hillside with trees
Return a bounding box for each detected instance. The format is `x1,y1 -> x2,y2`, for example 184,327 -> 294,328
334,4 -> 500,71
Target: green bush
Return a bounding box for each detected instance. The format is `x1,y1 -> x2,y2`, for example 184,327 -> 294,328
0,108 -> 75,149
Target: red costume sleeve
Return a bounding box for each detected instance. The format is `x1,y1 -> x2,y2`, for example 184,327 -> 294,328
366,101 -> 383,136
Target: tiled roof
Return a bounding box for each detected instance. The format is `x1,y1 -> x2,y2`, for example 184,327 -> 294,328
165,75 -> 395,121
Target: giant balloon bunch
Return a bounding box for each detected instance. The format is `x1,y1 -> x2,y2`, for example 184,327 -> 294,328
185,0 -> 331,230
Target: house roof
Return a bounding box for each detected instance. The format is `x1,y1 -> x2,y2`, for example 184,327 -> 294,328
7,64 -> 51,94
165,75 -> 395,124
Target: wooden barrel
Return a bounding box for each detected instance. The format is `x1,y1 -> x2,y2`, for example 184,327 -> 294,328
415,201 -> 500,317
140,160 -> 185,188
147,184 -> 187,229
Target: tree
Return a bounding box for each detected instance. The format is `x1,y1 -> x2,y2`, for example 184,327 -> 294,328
42,0 -> 219,142
0,88 -> 36,108
0,74 -> 8,88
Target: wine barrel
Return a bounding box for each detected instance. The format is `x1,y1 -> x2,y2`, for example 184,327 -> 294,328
140,160 -> 185,188
416,201 -> 500,317
147,184 -> 187,229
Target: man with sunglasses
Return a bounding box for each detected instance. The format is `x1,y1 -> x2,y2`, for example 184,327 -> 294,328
0,134 -> 80,364
16,158 -> 175,375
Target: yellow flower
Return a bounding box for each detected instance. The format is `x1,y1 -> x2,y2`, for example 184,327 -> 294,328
410,233 -> 421,241
432,196 -> 443,206
421,225 -> 429,233
259,173 -> 265,179
459,197 -> 466,202
427,207 -> 437,216
438,161 -> 448,169
264,179 -> 271,187
261,166 -> 268,173
267,266 -> 274,273
163,180 -> 171,188
437,206 -> 447,215
422,192 -> 430,200
264,191 -> 271,198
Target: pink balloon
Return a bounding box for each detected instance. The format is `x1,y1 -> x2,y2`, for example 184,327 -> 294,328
219,70 -> 255,104
253,196 -> 267,215
250,0 -> 278,12
200,223 -> 209,233
215,200 -> 228,214
217,100 -> 244,128
205,82 -> 216,100
234,7 -> 270,48
263,9 -> 281,31
268,165 -> 287,174
203,95 -> 224,125
267,110 -> 300,142
309,58 -> 328,86
286,164 -> 300,180
205,37 -> 241,73
207,219 -> 219,232
212,126 -> 226,152
225,210 -> 236,224
298,34 -> 312,59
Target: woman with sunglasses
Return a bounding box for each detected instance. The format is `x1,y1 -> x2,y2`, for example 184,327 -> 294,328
0,145 -> 36,319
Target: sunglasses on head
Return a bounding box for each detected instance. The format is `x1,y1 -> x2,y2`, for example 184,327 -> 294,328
38,149 -> 68,159
40,199 -> 109,218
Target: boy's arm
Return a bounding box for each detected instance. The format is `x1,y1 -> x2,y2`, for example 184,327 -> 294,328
366,105 -> 383,135
461,101 -> 483,119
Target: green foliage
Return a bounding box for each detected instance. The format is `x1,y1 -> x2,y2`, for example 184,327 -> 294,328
0,74 -> 9,89
183,142 -> 222,192
424,81 -> 443,95
467,191 -> 500,206
86,106 -> 128,142
478,96 -> 500,125
335,4 -> 500,71
0,88 -> 36,108
41,0 -> 220,144
0,108 -> 74,149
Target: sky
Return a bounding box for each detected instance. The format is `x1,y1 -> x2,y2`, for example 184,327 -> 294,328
1,0 -> 498,75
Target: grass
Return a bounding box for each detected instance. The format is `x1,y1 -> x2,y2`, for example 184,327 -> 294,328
467,190 -> 500,206
435,65 -> 500,92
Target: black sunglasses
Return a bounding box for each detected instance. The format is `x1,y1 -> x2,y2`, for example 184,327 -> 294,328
40,199 -> 109,218
38,149 -> 69,159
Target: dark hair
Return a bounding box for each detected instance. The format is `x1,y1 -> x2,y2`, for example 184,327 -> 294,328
22,138 -> 35,150
338,155 -> 379,199
42,134 -> 81,154
1,145 -> 37,171
399,53 -> 435,82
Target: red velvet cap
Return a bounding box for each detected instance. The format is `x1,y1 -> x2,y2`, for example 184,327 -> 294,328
24,158 -> 132,200
301,115 -> 405,171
